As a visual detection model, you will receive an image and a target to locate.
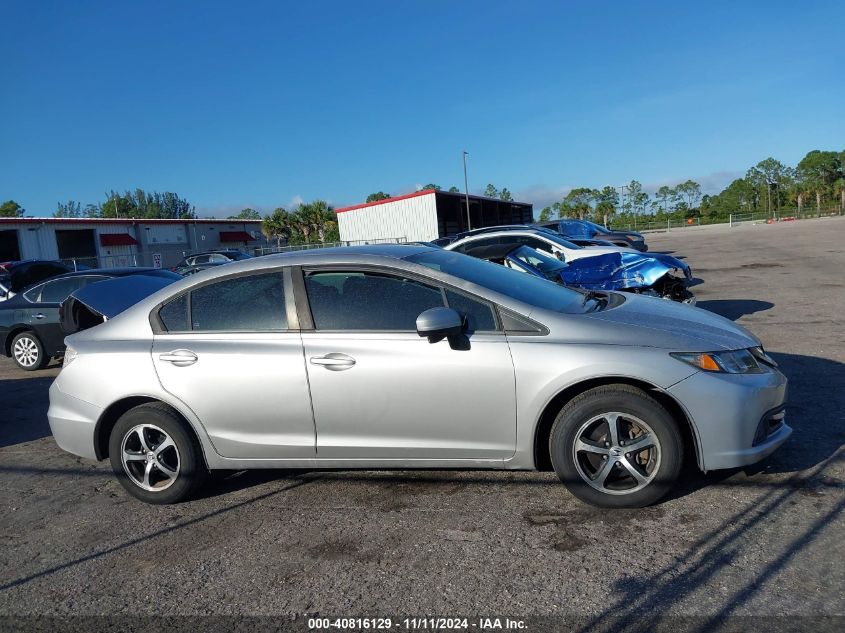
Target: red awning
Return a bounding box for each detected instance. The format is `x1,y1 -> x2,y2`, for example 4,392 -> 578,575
219,231 -> 255,242
99,233 -> 138,246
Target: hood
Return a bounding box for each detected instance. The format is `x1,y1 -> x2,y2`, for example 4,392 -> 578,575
60,275 -> 177,334
645,252 -> 691,278
560,252 -> 682,290
584,293 -> 760,351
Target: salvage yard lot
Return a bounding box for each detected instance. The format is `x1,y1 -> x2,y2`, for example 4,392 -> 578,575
1,218 -> 844,621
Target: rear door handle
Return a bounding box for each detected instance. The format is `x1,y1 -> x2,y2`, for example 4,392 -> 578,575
158,349 -> 198,366
309,353 -> 356,371
34,313 -> 45,320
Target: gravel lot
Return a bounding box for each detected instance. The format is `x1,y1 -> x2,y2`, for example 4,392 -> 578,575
1,217 -> 844,629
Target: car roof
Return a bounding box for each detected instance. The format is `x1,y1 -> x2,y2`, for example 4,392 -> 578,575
31,267 -> 167,282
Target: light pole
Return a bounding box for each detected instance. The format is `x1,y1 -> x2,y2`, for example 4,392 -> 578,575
462,151 -> 471,231
617,184 -> 627,230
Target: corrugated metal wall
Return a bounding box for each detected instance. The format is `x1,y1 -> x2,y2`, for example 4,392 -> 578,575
0,220 -> 266,269
97,224 -> 140,266
337,193 -> 438,243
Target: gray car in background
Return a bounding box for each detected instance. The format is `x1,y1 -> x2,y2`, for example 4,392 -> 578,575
47,245 -> 790,508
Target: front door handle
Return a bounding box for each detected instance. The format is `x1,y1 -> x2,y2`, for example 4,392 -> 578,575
34,313 -> 45,320
310,353 -> 356,371
158,349 -> 198,366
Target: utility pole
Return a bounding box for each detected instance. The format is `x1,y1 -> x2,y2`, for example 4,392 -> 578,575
618,184 -> 627,230
463,151 -> 471,231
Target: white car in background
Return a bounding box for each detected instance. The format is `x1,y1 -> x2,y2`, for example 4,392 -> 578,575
445,226 -> 641,262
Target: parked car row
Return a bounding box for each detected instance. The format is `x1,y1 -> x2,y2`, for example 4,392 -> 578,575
0,267 -> 182,370
442,225 -> 695,303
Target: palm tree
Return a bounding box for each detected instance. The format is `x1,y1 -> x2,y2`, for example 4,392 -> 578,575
262,208 -> 292,247
310,200 -> 336,243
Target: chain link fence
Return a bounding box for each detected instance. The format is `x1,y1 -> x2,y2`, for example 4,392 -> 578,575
56,238 -> 408,271
254,236 -> 407,256
610,206 -> 843,233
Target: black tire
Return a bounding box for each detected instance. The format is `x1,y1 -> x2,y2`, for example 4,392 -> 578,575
549,384 -> 683,508
108,403 -> 207,504
11,331 -> 50,371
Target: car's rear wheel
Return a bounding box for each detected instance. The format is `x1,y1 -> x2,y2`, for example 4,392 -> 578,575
11,331 -> 50,371
109,403 -> 207,504
550,384 -> 683,508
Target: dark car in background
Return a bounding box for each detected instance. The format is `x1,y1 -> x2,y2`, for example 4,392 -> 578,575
0,267 -> 181,370
540,219 -> 648,251
172,250 -> 253,276
0,260 -> 74,301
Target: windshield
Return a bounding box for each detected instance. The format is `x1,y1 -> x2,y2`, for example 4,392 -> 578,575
227,252 -> 253,261
406,249 -> 587,314
509,246 -> 567,281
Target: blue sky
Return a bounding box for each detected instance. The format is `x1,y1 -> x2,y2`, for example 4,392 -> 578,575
2,0 -> 843,217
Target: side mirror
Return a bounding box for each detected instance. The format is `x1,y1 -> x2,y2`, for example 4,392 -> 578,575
416,307 -> 463,341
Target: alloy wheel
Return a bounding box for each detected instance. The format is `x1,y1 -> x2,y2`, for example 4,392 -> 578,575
13,336 -> 39,368
120,424 -> 181,492
572,412 -> 661,495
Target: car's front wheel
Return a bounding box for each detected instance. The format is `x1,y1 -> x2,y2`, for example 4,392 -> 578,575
11,331 -> 50,371
109,403 -> 207,504
550,384 -> 683,508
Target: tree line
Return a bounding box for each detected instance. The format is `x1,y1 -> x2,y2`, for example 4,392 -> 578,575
365,182 -> 512,203
258,201 -> 338,246
540,149 -> 845,227
0,189 -> 197,220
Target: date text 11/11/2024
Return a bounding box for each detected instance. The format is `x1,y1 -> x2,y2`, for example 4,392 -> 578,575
307,617 -> 528,630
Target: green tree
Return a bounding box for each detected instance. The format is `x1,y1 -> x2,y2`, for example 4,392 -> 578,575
419,184 -> 440,191
229,208 -> 262,220
593,186 -> 619,226
538,207 -> 553,222
797,150 -> 842,215
366,191 -> 391,202
623,180 -> 649,222
747,158 -> 793,216
55,200 -> 82,218
484,184 -> 499,198
675,180 -> 702,214
0,200 -> 25,217
499,188 -> 513,201
655,186 -> 675,213
562,187 -> 595,220
448,186 -> 460,193
262,208 -> 293,246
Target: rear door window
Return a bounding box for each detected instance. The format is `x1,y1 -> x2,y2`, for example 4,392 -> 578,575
157,272 -> 287,333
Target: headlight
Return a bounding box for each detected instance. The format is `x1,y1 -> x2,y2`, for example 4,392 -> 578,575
750,346 -> 777,367
62,346 -> 78,368
670,349 -> 764,374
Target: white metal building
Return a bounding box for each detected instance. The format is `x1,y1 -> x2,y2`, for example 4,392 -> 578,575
335,189 -> 534,243
0,218 -> 265,269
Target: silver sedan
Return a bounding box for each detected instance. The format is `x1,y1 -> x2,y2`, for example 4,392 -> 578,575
47,245 -> 791,507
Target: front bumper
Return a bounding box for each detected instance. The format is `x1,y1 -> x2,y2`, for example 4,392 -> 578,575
47,380 -> 102,460
667,366 -> 790,471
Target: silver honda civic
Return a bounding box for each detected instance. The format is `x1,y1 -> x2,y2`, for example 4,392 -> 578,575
47,245 -> 790,507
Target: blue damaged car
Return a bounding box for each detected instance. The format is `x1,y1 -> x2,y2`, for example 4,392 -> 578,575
464,243 -> 695,303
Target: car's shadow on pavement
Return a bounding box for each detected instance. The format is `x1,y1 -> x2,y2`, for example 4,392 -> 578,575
0,372 -> 57,448
697,298 -> 774,320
